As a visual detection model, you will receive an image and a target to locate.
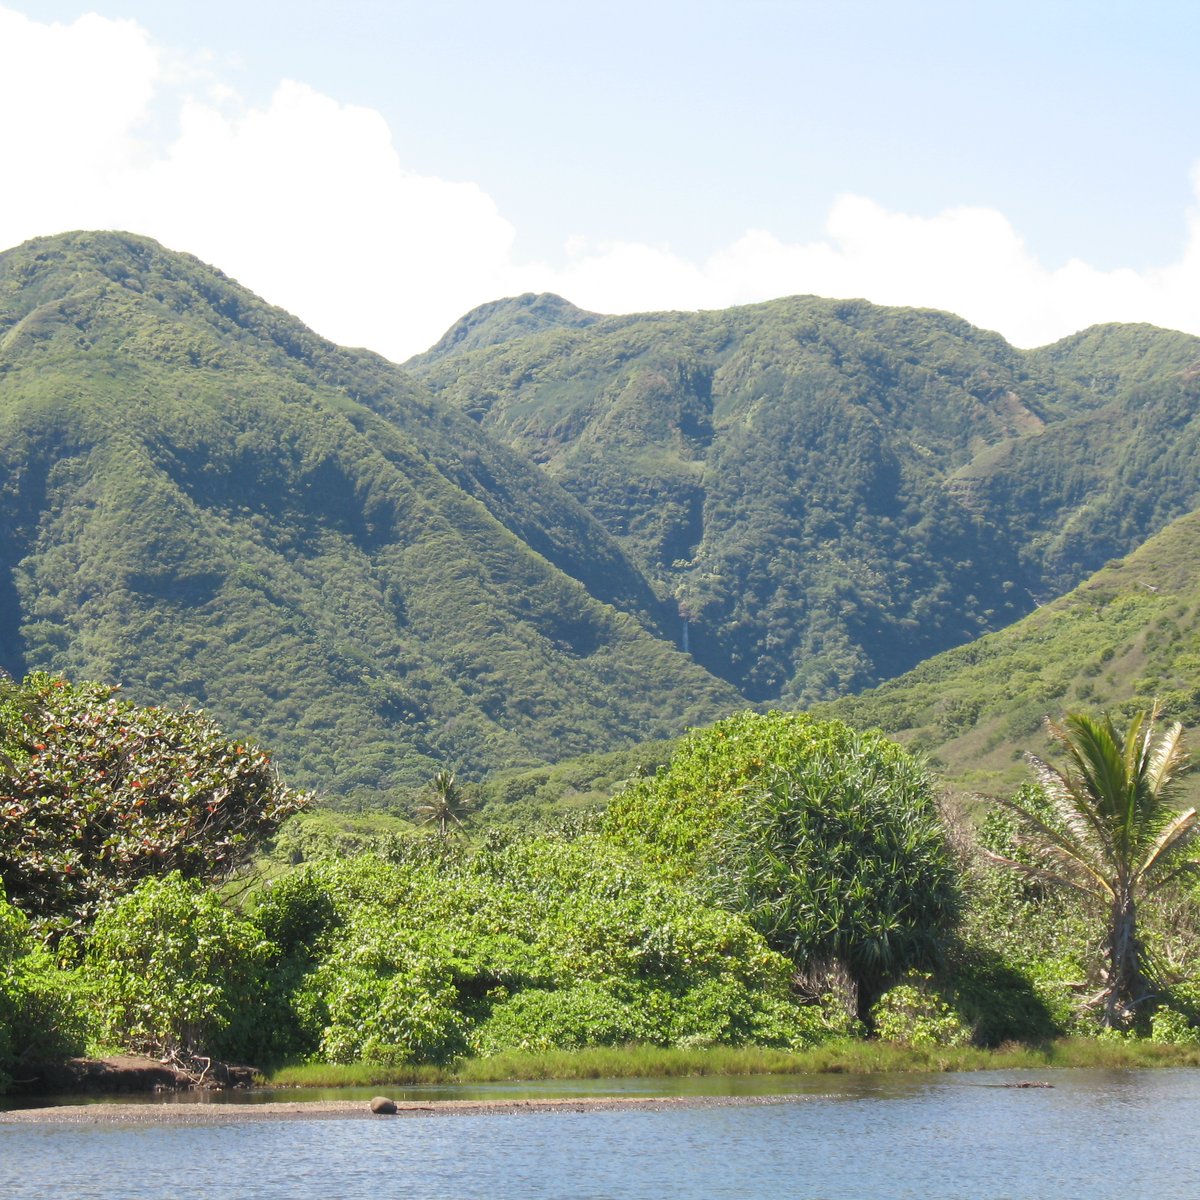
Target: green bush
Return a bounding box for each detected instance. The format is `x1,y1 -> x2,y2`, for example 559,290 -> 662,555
296,953 -> 467,1066
473,983 -> 656,1055
0,886 -> 89,1091
944,951 -> 1060,1046
604,711 -> 960,1015
871,973 -> 971,1048
0,674 -> 307,940
84,873 -> 270,1061
1149,1006 -> 1200,1046
248,833 -> 821,1065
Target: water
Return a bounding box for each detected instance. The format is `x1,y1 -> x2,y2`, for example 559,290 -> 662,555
2,1069 -> 1197,1199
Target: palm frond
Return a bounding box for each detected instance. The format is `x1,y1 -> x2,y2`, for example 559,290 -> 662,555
1052,714 -> 1130,829
1136,807 -> 1200,885
1145,721 -> 1188,800
980,847 -> 1102,900
992,792 -> 1112,898
1028,754 -> 1111,860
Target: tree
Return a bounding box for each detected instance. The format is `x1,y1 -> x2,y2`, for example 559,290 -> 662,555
0,674 -> 309,939
990,705 -> 1196,1028
603,711 -> 960,1019
416,770 -> 468,837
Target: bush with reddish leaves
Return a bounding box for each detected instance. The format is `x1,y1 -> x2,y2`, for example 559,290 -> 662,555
0,674 -> 307,940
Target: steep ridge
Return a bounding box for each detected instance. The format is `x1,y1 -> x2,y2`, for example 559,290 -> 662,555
0,233 -> 739,803
412,299 -> 1200,706
822,509 -> 1200,791
952,324 -> 1200,597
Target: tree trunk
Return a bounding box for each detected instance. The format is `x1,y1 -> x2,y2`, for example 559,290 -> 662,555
1104,889 -> 1143,1028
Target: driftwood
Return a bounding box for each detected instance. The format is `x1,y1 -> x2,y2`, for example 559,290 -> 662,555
9,1054 -> 257,1097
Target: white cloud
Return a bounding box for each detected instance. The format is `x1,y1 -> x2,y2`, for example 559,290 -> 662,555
2,5 -> 1199,362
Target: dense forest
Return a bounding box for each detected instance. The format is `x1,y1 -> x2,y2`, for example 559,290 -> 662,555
414,295 -> 1200,703
0,233 -> 737,807
1,234 -> 1199,809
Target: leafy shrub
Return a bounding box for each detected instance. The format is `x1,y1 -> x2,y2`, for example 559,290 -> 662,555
0,886 -> 89,1091
84,873 -> 269,1061
604,711 -> 960,1015
870,973 -> 971,1048
944,951 -> 1060,1046
1149,1006 -> 1200,1046
0,674 -> 307,940
249,833 -> 819,1064
250,870 -> 339,959
473,983 -> 656,1055
296,954 -> 467,1066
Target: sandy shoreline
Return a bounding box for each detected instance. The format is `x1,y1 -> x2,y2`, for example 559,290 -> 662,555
0,1093 -> 795,1125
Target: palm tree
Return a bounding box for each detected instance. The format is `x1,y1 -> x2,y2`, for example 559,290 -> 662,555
990,704 -> 1196,1027
416,770 -> 468,837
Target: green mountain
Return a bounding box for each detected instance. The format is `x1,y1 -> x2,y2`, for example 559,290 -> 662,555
6,234 -> 1200,809
409,292 -> 600,364
411,299 -> 1200,705
0,233 -> 739,805
821,509 -> 1200,791
951,324 -> 1200,598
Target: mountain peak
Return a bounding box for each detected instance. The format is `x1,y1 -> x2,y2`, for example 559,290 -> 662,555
408,292 -> 600,366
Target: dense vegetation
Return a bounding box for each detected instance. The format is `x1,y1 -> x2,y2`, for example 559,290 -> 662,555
0,233 -> 737,805
3,233 -> 1200,808
414,296 -> 1200,705
820,510 -> 1200,791
6,232 -> 1200,1090
6,693 -> 1200,1094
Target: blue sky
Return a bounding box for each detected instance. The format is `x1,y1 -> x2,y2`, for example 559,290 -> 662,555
2,1 -> 1199,360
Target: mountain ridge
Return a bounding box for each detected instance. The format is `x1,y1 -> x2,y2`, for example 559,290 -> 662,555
6,231 -> 1200,806
0,232 -> 739,803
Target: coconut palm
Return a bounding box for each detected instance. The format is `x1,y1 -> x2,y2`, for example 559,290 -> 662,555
416,770 -> 468,837
991,704 -> 1196,1027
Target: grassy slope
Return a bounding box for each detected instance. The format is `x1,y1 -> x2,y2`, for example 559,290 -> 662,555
0,233 -> 740,803
820,510 -> 1200,792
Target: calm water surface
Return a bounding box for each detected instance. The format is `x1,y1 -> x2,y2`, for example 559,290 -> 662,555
2,1069 -> 1197,1199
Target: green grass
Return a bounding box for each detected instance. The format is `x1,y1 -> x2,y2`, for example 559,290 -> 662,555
260,1037 -> 1200,1089
821,511 -> 1200,794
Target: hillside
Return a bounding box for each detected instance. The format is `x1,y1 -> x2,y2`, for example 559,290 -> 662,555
6,235 -> 1200,809
0,233 -> 739,805
821,509 -> 1200,791
950,326 -> 1200,597
412,299 -> 1200,705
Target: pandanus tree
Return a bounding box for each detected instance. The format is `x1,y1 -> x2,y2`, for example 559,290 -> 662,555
603,711 -> 960,1020
991,705 -> 1196,1028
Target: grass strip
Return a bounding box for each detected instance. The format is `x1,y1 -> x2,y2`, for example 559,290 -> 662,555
262,1037 -> 1200,1088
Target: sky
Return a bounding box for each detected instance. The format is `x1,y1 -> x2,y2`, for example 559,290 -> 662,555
1,0 -> 1199,362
